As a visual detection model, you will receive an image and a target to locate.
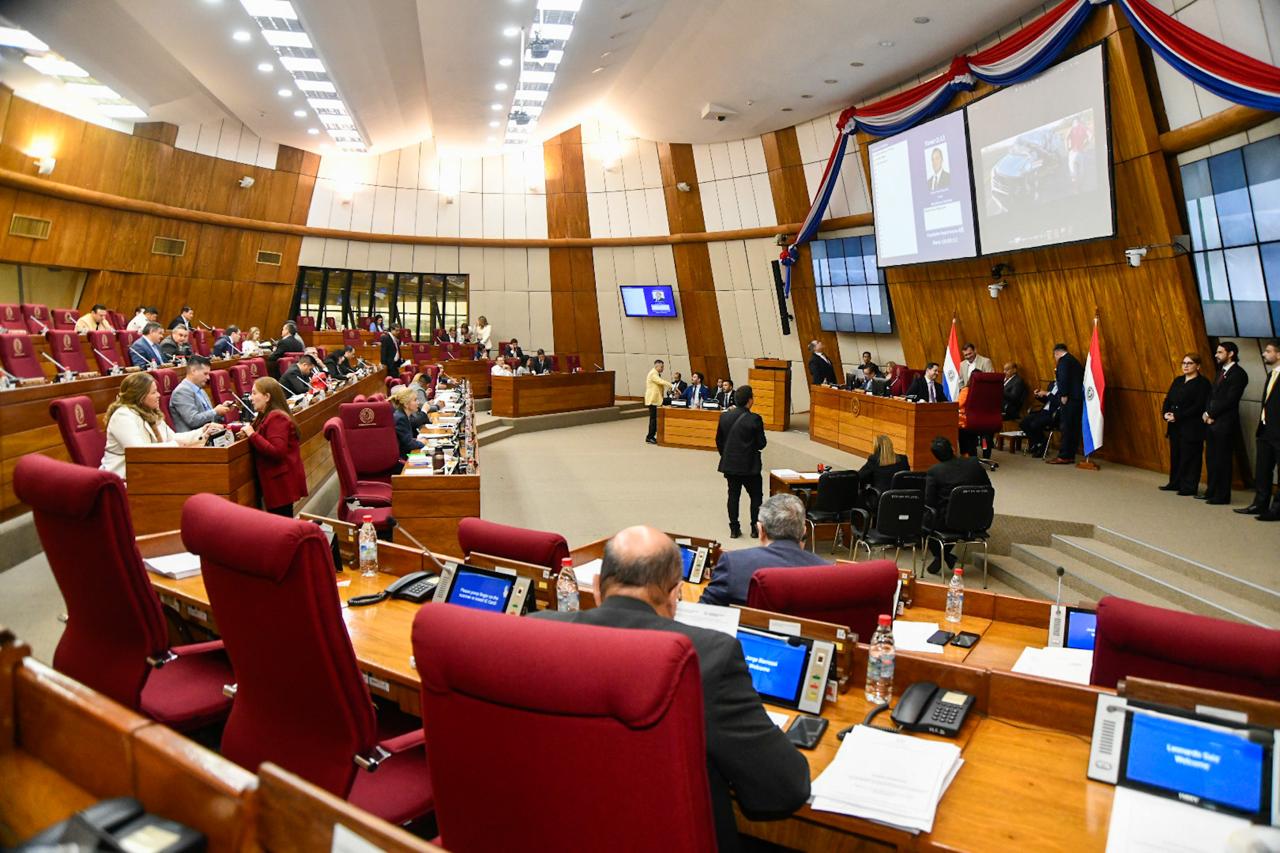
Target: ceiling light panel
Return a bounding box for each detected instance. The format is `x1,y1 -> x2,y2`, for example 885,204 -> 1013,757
239,0 -> 365,150
0,27 -> 49,51
23,55 -> 89,77
9,26 -> 149,125
503,0 -> 580,145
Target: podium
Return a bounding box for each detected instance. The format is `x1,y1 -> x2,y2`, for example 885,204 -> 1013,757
748,358 -> 791,431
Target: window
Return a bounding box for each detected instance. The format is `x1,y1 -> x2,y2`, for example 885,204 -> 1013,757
292,266 -> 470,335
1181,136 -> 1280,338
811,236 -> 892,334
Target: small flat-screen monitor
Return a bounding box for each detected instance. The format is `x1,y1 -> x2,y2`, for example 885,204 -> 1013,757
678,546 -> 696,581
1064,608 -> 1098,650
736,627 -> 813,709
444,566 -> 517,613
620,285 -> 678,318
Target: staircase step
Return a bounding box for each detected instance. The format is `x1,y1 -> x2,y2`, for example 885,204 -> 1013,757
983,554 -> 1088,605
1010,543 -> 1188,615
1051,535 -> 1279,628
477,425 -> 516,446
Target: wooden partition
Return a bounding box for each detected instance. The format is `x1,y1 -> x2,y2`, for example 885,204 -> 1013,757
490,370 -> 615,418
391,469 -> 481,556
440,359 -> 492,397
810,385 -> 958,469
657,406 -> 721,450
748,358 -> 791,431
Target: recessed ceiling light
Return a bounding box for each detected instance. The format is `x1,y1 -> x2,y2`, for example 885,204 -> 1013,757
592,66 -> 605,73
232,30 -> 251,42
801,94 -> 814,99
913,16 -> 930,24
491,102 -> 503,110
293,109 -> 306,117
879,40 -> 894,47
0,27 -> 49,51
277,88 -> 293,97
600,51 -> 612,58
499,57 -> 513,67
307,128 -> 319,134
489,120 -> 500,128
824,79 -> 837,84
503,25 -> 519,37
494,82 -> 508,91
849,61 -> 864,67
781,107 -> 793,112
257,62 -> 273,72
203,0 -> 223,4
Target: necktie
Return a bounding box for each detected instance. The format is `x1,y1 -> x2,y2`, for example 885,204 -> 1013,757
196,385 -> 211,412
929,383 -> 936,403
1264,369 -> 1278,424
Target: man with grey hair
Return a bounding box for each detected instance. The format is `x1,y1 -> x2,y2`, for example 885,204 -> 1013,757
699,493 -> 832,606
533,525 -> 810,850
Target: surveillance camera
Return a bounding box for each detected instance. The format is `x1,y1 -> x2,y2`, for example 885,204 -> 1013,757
1125,247 -> 1147,268
238,176 -> 255,189
988,281 -> 1005,299
717,114 -> 727,122
675,181 -> 692,193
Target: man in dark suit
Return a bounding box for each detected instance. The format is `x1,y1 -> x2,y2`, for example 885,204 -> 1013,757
669,371 -> 689,397
212,325 -> 242,358
850,364 -> 879,391
532,526 -> 810,850
168,306 -> 194,330
267,321 -> 304,377
714,379 -> 735,409
279,355 -> 317,396
684,372 -> 713,406
1001,362 -> 1028,420
808,340 -> 837,386
503,338 -> 526,365
1202,342 -> 1249,504
717,385 -> 767,539
528,349 -> 553,374
380,326 -> 402,376
859,351 -> 880,376
158,326 -> 192,362
1237,341 -> 1278,518
924,436 -> 992,575
928,147 -> 950,191
907,362 -> 946,403
700,494 -> 831,606
129,322 -> 166,368
1047,343 -> 1085,464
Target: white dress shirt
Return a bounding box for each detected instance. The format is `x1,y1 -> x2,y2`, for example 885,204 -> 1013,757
126,313 -> 150,333
100,407 -> 202,479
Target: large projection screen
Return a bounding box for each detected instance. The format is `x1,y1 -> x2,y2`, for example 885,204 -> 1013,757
967,44 -> 1114,254
868,110 -> 978,267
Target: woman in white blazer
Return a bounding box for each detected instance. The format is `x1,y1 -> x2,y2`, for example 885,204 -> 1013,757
101,372 -> 211,479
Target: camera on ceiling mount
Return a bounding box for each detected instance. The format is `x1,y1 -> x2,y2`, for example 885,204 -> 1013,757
510,110 -> 531,126
988,262 -> 1013,299
528,34 -> 551,60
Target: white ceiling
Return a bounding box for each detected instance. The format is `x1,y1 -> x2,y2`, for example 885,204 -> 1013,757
0,0 -> 1049,155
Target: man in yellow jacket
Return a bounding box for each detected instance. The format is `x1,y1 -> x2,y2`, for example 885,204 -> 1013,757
645,359 -> 673,444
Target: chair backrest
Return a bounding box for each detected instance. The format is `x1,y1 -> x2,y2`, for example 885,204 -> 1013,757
358,317 -> 372,331
894,368 -> 921,397
874,489 -> 926,537
243,358 -> 268,384
0,332 -> 43,379
88,330 -> 122,372
277,354 -> 300,377
52,307 -> 80,330
1090,596 -> 1280,700
342,329 -> 363,348
49,395 -> 107,468
0,303 -> 25,330
564,354 -> 582,372
12,455 -> 170,711
747,561 -> 900,643
962,372 -> 1004,433
295,316 -> 317,334
891,469 -> 926,493
108,310 -> 127,329
941,485 -> 995,535
21,302 -> 50,333
412,605 -> 715,852
214,327 -> 225,339
397,328 -> 413,344
153,368 -> 180,427
314,346 -> 327,361
337,402 -> 402,477
189,328 -> 212,357
324,316 -> 337,330
496,340 -> 510,356
411,343 -> 432,362
368,393 -> 387,403
442,342 -> 460,360
457,517 -> 570,569
209,370 -> 238,406
548,355 -> 560,372
322,418 -> 362,502
115,330 -> 140,361
229,363 -> 254,396
45,330 -> 91,373
813,469 -> 861,513
182,494 -> 378,796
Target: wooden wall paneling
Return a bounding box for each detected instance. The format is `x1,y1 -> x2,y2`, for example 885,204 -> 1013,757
543,127 -> 603,367
132,122 -> 178,147
762,127 -> 843,383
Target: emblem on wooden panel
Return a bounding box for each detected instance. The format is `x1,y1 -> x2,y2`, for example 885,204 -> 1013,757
850,396 -> 861,417
359,407 -> 375,425
74,404 -> 86,428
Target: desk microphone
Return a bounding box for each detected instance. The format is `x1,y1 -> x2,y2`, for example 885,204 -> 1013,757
0,365 -> 17,389
41,353 -> 76,382
198,320 -> 215,331
93,347 -> 122,374
593,363 -> 604,372
1048,566 -> 1068,647
234,394 -> 256,419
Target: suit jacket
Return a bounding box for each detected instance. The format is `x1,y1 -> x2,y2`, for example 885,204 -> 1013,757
808,353 -> 837,386
959,355 -> 994,387
858,452 -> 910,492
380,332 -> 402,373
714,390 -> 735,409
168,316 -> 190,330
531,597 -> 810,850
907,375 -> 945,403
1162,374 -> 1211,442
247,410 -> 307,509
1001,374 -> 1028,420
327,355 -> 357,378
1056,353 -> 1085,403
212,336 -> 238,358
168,379 -> 221,433
278,365 -> 312,396
504,345 -> 525,363
129,338 -> 164,369
1260,369 -> 1280,441
684,383 -> 712,405
393,409 -> 424,456
929,169 -> 950,191
158,336 -> 191,362
528,357 -> 553,375
925,456 -> 991,523
716,406 -> 766,476
268,335 -> 304,375
669,379 -> 689,396
1206,363 -> 1248,437
699,539 -> 832,607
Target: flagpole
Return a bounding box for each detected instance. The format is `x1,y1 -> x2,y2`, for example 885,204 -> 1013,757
1078,310 -> 1101,471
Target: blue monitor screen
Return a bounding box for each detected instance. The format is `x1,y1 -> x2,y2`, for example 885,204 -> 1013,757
679,546 -> 696,580
446,568 -> 514,613
1124,711 -> 1267,816
737,628 -> 809,707
1065,610 -> 1097,650
620,285 -> 678,318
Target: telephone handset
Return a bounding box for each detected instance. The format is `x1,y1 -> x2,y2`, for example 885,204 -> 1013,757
857,681 -> 974,738
347,570 -> 440,607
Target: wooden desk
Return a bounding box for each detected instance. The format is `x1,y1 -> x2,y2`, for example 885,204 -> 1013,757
810,385 -> 958,470
657,405 -> 720,450
391,467 -> 481,557
440,359 -> 492,398
490,371 -> 615,418
749,358 -> 791,432
124,370 -> 385,533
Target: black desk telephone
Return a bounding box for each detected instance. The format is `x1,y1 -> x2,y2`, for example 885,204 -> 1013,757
347,571 -> 439,607
855,682 -> 974,738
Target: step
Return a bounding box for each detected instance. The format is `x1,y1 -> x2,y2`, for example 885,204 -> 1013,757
1051,535 -> 1280,629
1010,543 -> 1189,615
477,425 -> 517,446
475,418 -> 506,434
984,554 -> 1091,607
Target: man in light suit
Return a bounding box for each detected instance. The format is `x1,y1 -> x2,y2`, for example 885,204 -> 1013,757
700,494 -> 831,606
532,526 -> 810,852
958,342 -> 995,388
169,355 -> 232,433
129,322 -> 166,369
808,340 -> 838,386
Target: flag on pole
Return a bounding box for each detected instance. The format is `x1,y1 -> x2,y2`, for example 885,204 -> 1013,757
1082,318 -> 1105,456
941,319 -> 962,402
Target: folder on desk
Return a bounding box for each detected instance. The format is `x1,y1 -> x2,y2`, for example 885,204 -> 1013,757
144,552 -> 202,580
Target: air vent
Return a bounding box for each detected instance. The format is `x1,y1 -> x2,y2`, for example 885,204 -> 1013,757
151,236 -> 187,257
256,249 -> 283,266
9,214 -> 51,240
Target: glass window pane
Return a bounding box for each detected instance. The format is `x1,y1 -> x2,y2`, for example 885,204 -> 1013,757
846,244 -> 866,285
1244,136 -> 1280,242
397,274 -> 422,339
323,270 -> 348,327
349,272 -> 373,326
1224,246 -> 1271,337
811,241 -> 826,260
373,273 -> 395,325
828,252 -> 848,286
1194,251 -> 1235,336
1262,242 -> 1280,338
1181,159 -> 1220,251
298,269 -> 323,318
850,286 -> 873,333
1209,150 -> 1256,248
871,286 -> 893,333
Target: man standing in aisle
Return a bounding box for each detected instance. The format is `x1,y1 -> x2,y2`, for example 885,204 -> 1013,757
808,340 -> 838,386
380,323 -> 402,376
644,359 -> 672,445
1236,340 -> 1278,519
1046,343 -> 1085,465
1202,342 -> 1248,504
717,385 -> 767,539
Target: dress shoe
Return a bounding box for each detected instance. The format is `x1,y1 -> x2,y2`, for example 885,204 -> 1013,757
1206,498 -> 1230,505
1027,444 -> 1045,457
729,529 -> 742,539
1158,484 -> 1180,492
750,524 -> 759,538
1177,491 -> 1197,497
1233,504 -> 1261,515
1046,457 -> 1073,465
1193,494 -> 1210,500
924,561 -> 942,576
1257,512 -> 1280,522
645,436 -> 657,444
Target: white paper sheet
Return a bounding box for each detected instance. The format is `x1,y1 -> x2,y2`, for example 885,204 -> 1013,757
770,468 -> 800,479
571,558 -> 602,590
674,601 -> 741,637
144,552 -> 201,579
1105,787 -> 1249,852
891,621 -> 945,654
766,711 -> 791,729
798,472 -> 822,481
1011,646 -> 1094,685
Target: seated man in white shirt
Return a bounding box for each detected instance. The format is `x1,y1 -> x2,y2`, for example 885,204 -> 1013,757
491,360 -> 513,377
126,305 -> 156,333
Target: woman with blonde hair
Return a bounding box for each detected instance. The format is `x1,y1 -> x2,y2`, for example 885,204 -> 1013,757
857,433 -> 910,498
240,326 -> 263,356
389,385 -> 425,457
242,377 -> 307,516
101,372 -> 211,478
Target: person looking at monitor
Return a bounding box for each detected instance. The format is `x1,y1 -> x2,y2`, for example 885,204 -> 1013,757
241,377 -> 307,517
700,494 -> 830,606
101,373 -> 213,478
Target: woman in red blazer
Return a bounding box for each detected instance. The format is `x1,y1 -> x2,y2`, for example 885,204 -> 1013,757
242,377 -> 308,516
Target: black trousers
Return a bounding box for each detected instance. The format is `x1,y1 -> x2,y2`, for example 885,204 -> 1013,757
1020,409 -> 1055,449
266,504 -> 293,517
1253,434 -> 1280,510
1057,399 -> 1082,459
1204,427 -> 1234,502
725,474 -> 763,534
1166,429 -> 1204,494
647,405 -> 658,441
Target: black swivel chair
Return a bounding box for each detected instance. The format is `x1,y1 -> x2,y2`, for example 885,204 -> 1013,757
803,470 -> 862,553
863,468 -> 924,526
851,489 -> 926,569
924,485 -> 996,587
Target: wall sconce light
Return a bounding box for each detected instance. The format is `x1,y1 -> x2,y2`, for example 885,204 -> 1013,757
238,176 -> 256,188
442,192 -> 455,205
34,157 -> 56,176
675,181 -> 692,193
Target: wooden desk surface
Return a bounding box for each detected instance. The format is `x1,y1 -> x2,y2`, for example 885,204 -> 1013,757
657,405 -> 721,451
490,371 -> 615,418
810,385 -> 958,471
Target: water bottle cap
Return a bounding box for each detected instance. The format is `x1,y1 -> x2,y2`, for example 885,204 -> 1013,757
561,558 -> 573,567
954,567 -> 964,576
362,514 -> 373,522
877,614 -> 892,626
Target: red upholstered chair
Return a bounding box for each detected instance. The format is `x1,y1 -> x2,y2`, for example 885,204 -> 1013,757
338,401 -> 401,483
564,354 -> 582,372
209,370 -> 239,407
153,368 -> 180,428
891,368 -> 920,397
396,328 -> 413,344
410,343 -> 431,365
548,355 -> 560,372
242,358 -> 268,385
229,364 -> 253,396
88,330 -> 124,373
213,327 -> 225,340
52,308 -> 80,330
21,303 -> 51,333
12,455 -> 233,730
1089,596 -> 1280,700
325,316 -> 337,330
358,316 -> 373,331
352,394 -> 367,403
746,561 -> 900,643
49,395 -> 106,468
960,371 -> 1004,461
323,417 -> 394,512
0,303 -> 25,331
368,393 -> 387,403
412,605 -> 714,852
0,333 -> 44,379
45,330 -> 91,374
457,517 -> 570,570
342,329 -> 363,349
277,354 -> 300,377
115,330 -> 140,363
181,495 -> 431,822
189,328 -> 212,357
295,315 -> 317,336
314,346 -> 327,362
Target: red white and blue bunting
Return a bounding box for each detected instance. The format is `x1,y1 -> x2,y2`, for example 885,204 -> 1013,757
778,0 -> 1280,292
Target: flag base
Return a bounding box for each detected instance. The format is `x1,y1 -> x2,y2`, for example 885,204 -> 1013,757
1077,457 -> 1100,471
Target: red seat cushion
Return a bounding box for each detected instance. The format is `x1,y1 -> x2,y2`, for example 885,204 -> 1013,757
347,731 -> 433,825
457,517 -> 570,569
747,561 -> 900,643
140,641 -> 235,730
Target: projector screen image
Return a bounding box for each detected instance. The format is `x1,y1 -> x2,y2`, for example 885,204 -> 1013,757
869,110 -> 978,267
620,285 -> 678,318
967,45 -> 1114,253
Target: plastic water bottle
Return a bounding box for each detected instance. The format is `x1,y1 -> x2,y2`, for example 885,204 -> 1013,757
864,614 -> 895,704
945,567 -> 965,624
556,558 -> 580,612
358,515 -> 378,577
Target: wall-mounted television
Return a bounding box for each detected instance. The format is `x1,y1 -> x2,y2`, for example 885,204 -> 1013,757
620,285 -> 678,318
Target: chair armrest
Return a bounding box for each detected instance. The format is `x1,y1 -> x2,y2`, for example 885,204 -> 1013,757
351,493 -> 393,508
171,640 -> 225,657
378,729 -> 425,756
850,508 -> 871,536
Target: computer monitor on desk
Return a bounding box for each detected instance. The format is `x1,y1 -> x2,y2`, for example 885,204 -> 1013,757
432,563 -> 533,615
736,626 -> 834,715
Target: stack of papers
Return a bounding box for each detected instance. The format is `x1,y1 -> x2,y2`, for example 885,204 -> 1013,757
144,552 -> 202,580
892,621 -> 945,654
673,601 -> 741,637
811,725 -> 963,833
798,472 -> 822,481
1011,646 -> 1094,685
770,468 -> 800,479
571,558 -> 603,590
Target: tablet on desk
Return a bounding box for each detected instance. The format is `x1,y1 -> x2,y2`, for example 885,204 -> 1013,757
736,626 -> 834,715
432,564 -> 532,615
